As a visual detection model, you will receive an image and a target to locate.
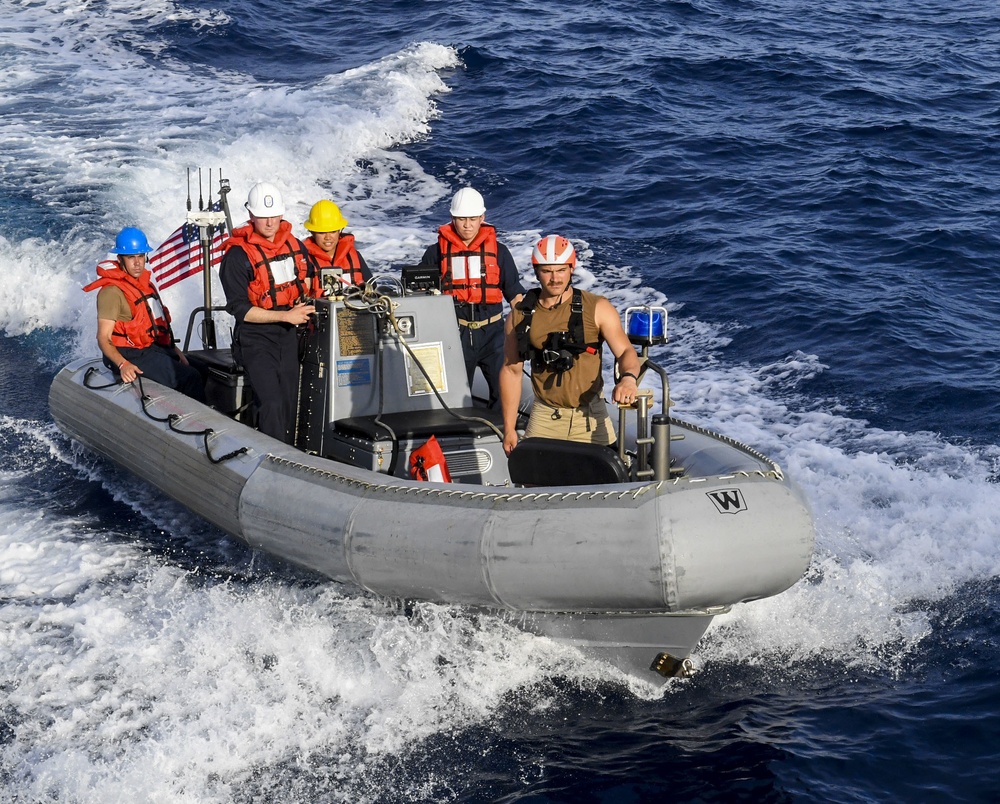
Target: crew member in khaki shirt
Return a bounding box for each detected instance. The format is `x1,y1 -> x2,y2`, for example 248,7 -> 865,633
499,235 -> 641,455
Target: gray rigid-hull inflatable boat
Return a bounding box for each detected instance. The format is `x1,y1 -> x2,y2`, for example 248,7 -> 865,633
50,288 -> 815,683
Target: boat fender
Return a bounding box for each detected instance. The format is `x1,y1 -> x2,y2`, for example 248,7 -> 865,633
409,435 -> 452,483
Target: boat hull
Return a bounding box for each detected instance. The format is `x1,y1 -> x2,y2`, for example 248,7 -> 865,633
50,358 -> 815,681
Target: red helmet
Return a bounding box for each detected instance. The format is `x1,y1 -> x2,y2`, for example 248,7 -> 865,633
531,234 -> 576,268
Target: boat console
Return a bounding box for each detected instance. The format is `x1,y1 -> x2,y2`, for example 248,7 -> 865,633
294,291 -> 511,484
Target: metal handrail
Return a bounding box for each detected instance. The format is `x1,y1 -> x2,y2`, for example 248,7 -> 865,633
617,356 -> 682,482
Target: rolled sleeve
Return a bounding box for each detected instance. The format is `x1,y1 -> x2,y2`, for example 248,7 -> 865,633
220,248 -> 254,324
497,244 -> 526,302
417,244 -> 439,272
356,251 -> 374,283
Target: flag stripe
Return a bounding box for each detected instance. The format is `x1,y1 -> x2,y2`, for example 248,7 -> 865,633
148,224 -> 227,290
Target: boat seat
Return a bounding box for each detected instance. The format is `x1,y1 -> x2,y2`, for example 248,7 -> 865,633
508,437 -> 630,486
335,408 -> 505,442
184,348 -> 251,423
185,348 -> 242,375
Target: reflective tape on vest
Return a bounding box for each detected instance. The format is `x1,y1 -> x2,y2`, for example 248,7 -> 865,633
269,255 -> 298,286
148,295 -> 166,324
451,255 -> 483,281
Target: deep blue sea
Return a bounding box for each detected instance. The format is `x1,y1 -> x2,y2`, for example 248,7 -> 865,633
3,0 -> 1000,801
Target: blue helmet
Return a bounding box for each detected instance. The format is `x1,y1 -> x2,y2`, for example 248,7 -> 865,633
111,227 -> 152,255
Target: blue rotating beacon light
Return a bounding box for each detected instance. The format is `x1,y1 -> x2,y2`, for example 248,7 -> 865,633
625,305 -> 668,352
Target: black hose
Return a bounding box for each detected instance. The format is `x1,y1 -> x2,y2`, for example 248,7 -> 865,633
84,369 -> 248,465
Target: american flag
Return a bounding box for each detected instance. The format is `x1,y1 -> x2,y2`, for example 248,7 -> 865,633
149,222 -> 227,290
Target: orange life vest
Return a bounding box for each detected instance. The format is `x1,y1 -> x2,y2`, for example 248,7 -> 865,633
224,221 -> 316,309
304,233 -> 367,286
84,262 -> 173,349
437,222 -> 503,305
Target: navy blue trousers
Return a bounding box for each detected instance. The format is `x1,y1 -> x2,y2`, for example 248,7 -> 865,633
460,318 -> 505,409
108,344 -> 205,402
233,323 -> 300,444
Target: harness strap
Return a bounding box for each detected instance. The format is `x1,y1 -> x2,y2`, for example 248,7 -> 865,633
514,287 -> 599,364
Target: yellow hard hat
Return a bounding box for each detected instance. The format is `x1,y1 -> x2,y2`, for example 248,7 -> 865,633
303,200 -> 348,232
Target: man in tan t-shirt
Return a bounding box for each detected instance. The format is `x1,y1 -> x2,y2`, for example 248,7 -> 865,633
499,234 -> 641,456
84,227 -> 204,400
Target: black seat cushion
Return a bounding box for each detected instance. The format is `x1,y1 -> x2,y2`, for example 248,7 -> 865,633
185,348 -> 241,375
335,407 -> 505,441
508,437 -> 629,486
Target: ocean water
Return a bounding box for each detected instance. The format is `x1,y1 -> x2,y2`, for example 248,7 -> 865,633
2,0 -> 1000,801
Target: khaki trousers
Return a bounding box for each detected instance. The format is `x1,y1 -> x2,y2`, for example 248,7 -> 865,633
524,395 -> 616,446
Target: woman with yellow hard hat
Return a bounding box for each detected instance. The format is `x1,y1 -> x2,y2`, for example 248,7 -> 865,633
302,200 -> 372,293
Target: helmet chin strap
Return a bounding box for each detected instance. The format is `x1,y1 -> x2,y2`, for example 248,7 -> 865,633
537,287 -> 568,310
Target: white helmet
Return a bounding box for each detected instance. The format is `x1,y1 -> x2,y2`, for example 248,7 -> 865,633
245,182 -> 285,217
449,187 -> 486,217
